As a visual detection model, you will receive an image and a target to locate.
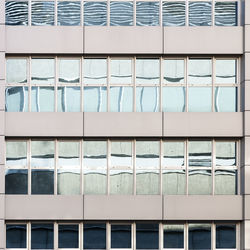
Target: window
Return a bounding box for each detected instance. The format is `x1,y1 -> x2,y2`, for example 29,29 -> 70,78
84,2 -> 107,26
58,224 -> 79,248
163,224 -> 184,249
215,2 -> 238,26
31,224 -> 54,249
136,2 -> 159,26
110,2 -> 133,26
216,224 -> 236,248
188,224 -> 211,249
136,224 -> 159,249
5,1 -> 28,25
162,2 -> 185,26
84,223 -> 106,249
6,224 -> 27,248
189,2 -> 212,26
111,224 -> 132,248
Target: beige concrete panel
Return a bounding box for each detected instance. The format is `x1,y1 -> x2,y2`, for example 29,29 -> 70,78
5,112 -> 83,137
6,26 -> 83,54
245,167 -> 250,195
244,54 -> 250,81
0,84 -> 5,111
244,137 -> 250,166
244,221 -> 250,248
163,112 -> 243,137
245,112 -> 250,136
0,53 -> 5,80
0,195 -> 4,220
0,26 -> 5,52
244,195 -> 250,219
0,137 -> 4,165
0,0 -> 5,24
0,220 -> 5,249
164,195 -> 242,220
245,26 -> 250,52
164,27 -> 243,54
5,195 -> 83,220
84,195 -> 162,220
84,112 -> 162,137
0,112 -> 4,136
0,165 -> 4,194
84,27 -> 163,54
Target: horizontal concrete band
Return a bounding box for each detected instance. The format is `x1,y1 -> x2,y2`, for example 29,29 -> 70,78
5,26 -> 243,54
5,112 -> 243,137
5,195 -> 242,220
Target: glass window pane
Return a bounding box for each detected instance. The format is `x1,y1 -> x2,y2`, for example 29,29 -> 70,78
163,224 -> 184,248
188,169 -> 212,195
110,87 -> 133,112
31,141 -> 54,167
216,142 -> 236,166
215,2 -> 237,26
83,59 -> 107,84
188,59 -> 212,84
84,87 -> 107,112
162,2 -> 185,26
163,141 -> 184,167
84,224 -> 106,249
214,87 -> 237,112
84,2 -> 107,26
111,225 -> 131,248
5,87 -> 29,112
189,141 -> 212,167
84,169 -> 106,194
110,2 -> 133,26
136,224 -> 159,249
136,87 -> 159,112
59,141 -> 80,166
189,2 -> 212,26
59,225 -> 79,248
136,59 -> 160,84
110,59 -> 132,84
111,141 -> 132,167
188,224 -> 211,249
162,170 -> 185,195
6,59 -> 27,84
31,1 -> 55,26
163,59 -> 184,84
188,87 -> 212,112
5,1 -> 28,25
162,87 -> 186,112
136,170 -> 159,195
31,169 -> 54,194
31,87 -> 55,112
6,225 -> 26,248
216,225 -> 236,248
6,141 -> 27,167
31,224 -> 54,249
59,59 -> 80,83
57,1 -> 81,26
215,169 -> 237,195
136,2 -> 159,26
57,87 -> 81,112
216,59 -> 236,84
5,169 -> 28,194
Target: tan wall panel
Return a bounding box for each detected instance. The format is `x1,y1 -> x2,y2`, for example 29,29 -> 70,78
84,195 -> 162,220
0,165 -> 4,194
0,137 -> 4,165
245,112 -> 250,136
245,26 -> 250,52
164,195 -> 242,220
84,112 -> 162,137
164,27 -> 243,54
6,27 -> 83,53
0,112 -> 4,136
0,0 -> 5,24
0,84 -> 5,111
0,195 -> 4,220
84,27 -> 163,54
0,220 -> 5,249
244,54 -> 250,81
244,195 -> 250,220
5,112 -> 84,137
0,53 -> 5,80
244,221 -> 250,248
163,112 -> 243,137
5,195 -> 83,220
0,26 -> 5,52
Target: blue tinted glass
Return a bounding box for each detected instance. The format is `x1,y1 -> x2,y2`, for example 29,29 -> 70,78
6,224 -> 27,248
136,2 -> 159,26
31,224 -> 54,249
162,2 -> 185,26
59,225 -> 79,248
84,224 -> 106,249
5,1 -> 28,25
7,58 -> 27,84
215,2 -> 237,26
110,87 -> 133,112
5,169 -> 28,194
84,87 -> 107,112
216,225 -> 236,248
31,170 -> 54,194
136,224 -> 159,249
84,2 -> 107,26
189,224 -> 211,249
136,87 -> 159,112
111,225 -> 131,248
163,224 -> 184,248
214,87 -> 237,112
189,2 -> 212,26
5,87 -> 28,112
31,87 -> 54,112
110,2 -> 133,26
57,1 -> 81,26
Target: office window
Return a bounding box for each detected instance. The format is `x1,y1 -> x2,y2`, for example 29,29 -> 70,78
5,87 -> 28,112
188,224 -> 211,249
136,2 -> 159,26
136,224 -> 159,249
59,59 -> 80,84
216,224 -> 236,248
5,1 -> 28,25
7,58 -> 27,84
163,224 -> 184,248
6,224 -> 27,248
215,2 -> 237,26
110,59 -> 132,84
31,224 -> 54,249
162,2 -> 185,26
110,2 -> 133,26
84,2 -> 107,26
189,2 -> 212,26
111,224 -> 132,248
58,224 -> 79,248
84,224 -> 106,249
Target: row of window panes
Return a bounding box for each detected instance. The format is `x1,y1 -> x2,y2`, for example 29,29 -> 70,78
5,139 -> 238,195
6,57 -> 239,112
6,222 -> 238,249
5,1 -> 238,26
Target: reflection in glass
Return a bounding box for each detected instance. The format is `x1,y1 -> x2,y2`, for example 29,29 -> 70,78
84,224 -> 106,249
110,169 -> 133,194
84,2 -> 107,26
58,87 -> 81,112
163,59 -> 184,84
188,169 -> 212,195
136,224 -> 159,249
163,224 -> 184,248
110,2 -> 133,26
136,87 -> 159,112
31,169 -> 54,194
31,224 -> 54,249
59,141 -> 80,166
162,2 -> 185,26
31,87 -> 54,112
111,225 -> 131,248
188,224 -> 211,249
215,2 -> 237,26
216,59 -> 236,83
7,59 -> 27,83
58,169 -> 80,195
162,170 -> 185,195
31,1 -> 55,26
189,141 -> 211,167
136,2 -> 159,26
214,87 -> 237,112
31,58 -> 55,84
5,87 -> 28,112
163,142 -> 184,167
189,2 -> 212,26
110,87 -> 133,112
188,87 -> 212,112
162,87 -> 185,112
58,225 -> 79,248
6,224 -> 27,248
6,141 -> 27,167
215,169 -> 237,195
5,169 -> 28,194
216,225 -> 236,248
84,169 -> 106,194
111,141 -> 132,167
59,59 -> 80,83
57,1 -> 81,26
110,59 -> 132,84
136,170 -> 159,195
84,87 -> 107,112
216,142 -> 236,166
6,1 -> 28,25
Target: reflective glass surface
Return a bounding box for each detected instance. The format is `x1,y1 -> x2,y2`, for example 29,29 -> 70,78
110,59 -> 132,84
215,169 -> 237,195
84,2 -> 107,26
136,2 -> 159,26
163,59 -> 185,84
110,2 -> 133,26
189,2 -> 212,26
6,1 -> 28,25
136,170 -> 159,194
216,59 -> 236,83
84,224 -> 106,249
31,169 -> 54,194
188,224 -> 211,249
111,225 -> 131,248
58,225 -> 79,248
214,87 -> 237,112
216,225 -> 236,248
84,87 -> 107,112
6,224 -> 27,248
58,87 -> 81,112
59,141 -> 80,166
5,87 -> 28,112
136,87 -> 159,112
136,224 -> 159,249
162,2 -> 185,26
163,142 -> 184,167
59,59 -> 80,83
84,169 -> 106,194
5,169 -> 28,194
215,2 -> 237,26
7,59 -> 27,83
111,141 -> 132,167
163,224 -> 184,248
31,224 -> 54,249
110,87 -> 133,112
6,141 -> 27,167
162,170 -> 185,195
110,169 -> 133,194
216,142 -> 236,166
